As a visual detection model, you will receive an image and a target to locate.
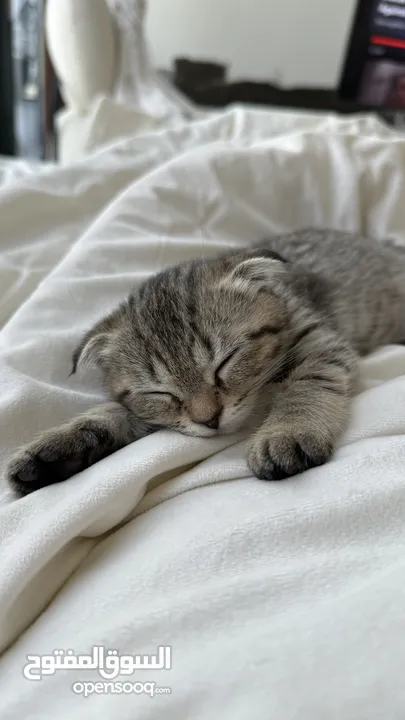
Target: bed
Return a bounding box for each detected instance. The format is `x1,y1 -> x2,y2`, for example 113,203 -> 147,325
1,98 -> 405,718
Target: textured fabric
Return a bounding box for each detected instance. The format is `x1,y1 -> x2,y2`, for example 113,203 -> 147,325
106,0 -> 196,118
1,108 -> 405,718
49,0 -> 198,162
46,0 -> 196,132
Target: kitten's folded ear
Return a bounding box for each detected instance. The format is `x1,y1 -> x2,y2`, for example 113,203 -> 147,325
71,308 -> 123,375
222,251 -> 287,293
71,327 -> 110,375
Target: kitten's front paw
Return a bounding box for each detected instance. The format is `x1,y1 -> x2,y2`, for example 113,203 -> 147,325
7,420 -> 115,498
247,427 -> 333,481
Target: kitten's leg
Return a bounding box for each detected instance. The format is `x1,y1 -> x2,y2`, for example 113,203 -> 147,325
6,403 -> 155,498
247,327 -> 358,480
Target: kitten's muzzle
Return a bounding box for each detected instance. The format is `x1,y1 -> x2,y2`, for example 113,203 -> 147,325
188,389 -> 222,431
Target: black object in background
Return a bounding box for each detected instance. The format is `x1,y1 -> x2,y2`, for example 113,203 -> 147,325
172,57 -> 363,115
339,0 -> 373,104
0,2 -> 16,156
339,0 -> 405,111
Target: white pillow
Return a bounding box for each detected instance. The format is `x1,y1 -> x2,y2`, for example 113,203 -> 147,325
45,0 -> 117,115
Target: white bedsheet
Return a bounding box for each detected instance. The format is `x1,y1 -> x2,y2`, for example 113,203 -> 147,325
1,108 -> 405,719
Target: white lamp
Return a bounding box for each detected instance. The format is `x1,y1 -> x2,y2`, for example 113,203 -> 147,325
45,0 -> 117,116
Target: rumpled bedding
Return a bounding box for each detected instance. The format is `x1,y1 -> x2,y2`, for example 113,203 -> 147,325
1,107 -> 405,719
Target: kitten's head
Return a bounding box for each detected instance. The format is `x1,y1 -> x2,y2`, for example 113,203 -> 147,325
72,249 -> 292,437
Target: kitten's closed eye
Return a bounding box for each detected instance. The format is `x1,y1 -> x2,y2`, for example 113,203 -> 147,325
117,389 -> 181,406
249,324 -> 283,340
215,349 -> 240,385
144,391 -> 181,403
214,325 -> 282,384
117,389 -> 131,405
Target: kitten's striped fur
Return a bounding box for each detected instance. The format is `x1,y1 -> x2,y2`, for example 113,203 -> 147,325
8,229 -> 405,496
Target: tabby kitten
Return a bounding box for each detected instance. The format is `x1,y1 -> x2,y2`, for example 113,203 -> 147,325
7,229 -> 405,497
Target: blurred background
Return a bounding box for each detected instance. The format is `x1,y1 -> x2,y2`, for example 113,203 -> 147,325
0,0 -> 403,161
148,0 -> 355,89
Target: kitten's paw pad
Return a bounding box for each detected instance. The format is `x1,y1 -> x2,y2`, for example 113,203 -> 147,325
247,431 -> 332,481
7,421 -> 114,498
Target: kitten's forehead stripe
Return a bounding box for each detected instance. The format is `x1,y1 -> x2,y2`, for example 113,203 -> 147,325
145,358 -> 158,381
189,320 -> 213,357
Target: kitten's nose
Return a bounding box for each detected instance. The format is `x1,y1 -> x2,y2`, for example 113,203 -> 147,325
201,413 -> 220,430
189,390 -> 221,429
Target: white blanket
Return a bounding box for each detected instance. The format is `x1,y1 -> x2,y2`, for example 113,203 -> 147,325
1,108 -> 405,719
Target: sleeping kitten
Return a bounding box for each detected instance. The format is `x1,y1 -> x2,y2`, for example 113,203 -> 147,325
7,229 -> 405,497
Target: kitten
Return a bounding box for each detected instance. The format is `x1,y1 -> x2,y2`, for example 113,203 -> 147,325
7,229 -> 405,497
